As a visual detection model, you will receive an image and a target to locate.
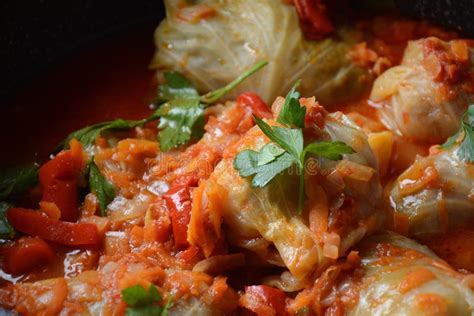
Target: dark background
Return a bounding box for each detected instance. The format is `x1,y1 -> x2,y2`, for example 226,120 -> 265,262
0,0 -> 473,102
0,0 -> 165,101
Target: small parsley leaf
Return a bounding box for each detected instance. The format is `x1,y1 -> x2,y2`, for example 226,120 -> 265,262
0,202 -> 15,239
122,284 -> 170,316
57,118 -> 151,152
158,72 -> 199,104
155,61 -> 268,151
88,162 -> 116,217
304,141 -> 354,160
0,164 -> 39,201
277,80 -> 306,128
441,104 -> 474,163
156,99 -> 205,152
254,116 -> 303,162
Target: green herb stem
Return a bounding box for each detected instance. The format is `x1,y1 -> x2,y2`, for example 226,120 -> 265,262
200,61 -> 268,104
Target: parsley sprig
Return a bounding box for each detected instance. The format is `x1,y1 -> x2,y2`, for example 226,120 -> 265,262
155,61 -> 268,151
122,284 -> 172,316
233,82 -> 354,213
441,104 -> 474,162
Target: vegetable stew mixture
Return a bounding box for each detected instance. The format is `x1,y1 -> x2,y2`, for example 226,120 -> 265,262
3,0 -> 474,315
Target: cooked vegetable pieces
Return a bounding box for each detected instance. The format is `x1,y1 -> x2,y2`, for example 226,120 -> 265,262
305,233 -> 474,315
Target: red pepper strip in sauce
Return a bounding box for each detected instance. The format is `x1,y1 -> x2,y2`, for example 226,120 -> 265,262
240,285 -> 289,316
236,93 -> 273,119
7,208 -> 100,246
293,0 -> 334,40
3,237 -> 55,275
163,185 -> 193,249
39,139 -> 84,222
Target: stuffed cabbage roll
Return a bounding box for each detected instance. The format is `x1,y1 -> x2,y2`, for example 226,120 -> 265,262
188,103 -> 383,282
290,232 -> 474,315
371,37 -> 474,143
390,144 -> 474,237
151,0 -> 371,106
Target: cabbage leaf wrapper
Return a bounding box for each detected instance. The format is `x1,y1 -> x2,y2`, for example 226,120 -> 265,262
295,232 -> 474,315
371,37 -> 474,143
189,110 -> 383,282
151,0 -> 371,107
390,144 -> 474,237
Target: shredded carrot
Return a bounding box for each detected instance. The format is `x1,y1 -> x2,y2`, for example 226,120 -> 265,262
176,4 -> 216,23
414,293 -> 447,315
306,183 -> 328,238
398,161 -> 439,196
399,268 -> 436,294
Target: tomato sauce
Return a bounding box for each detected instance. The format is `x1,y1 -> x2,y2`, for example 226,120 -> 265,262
0,23 -> 157,284
0,23 -> 157,167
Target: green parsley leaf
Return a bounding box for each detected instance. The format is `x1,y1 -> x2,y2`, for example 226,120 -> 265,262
441,104 -> 474,163
57,118 -> 152,152
156,98 -> 205,152
0,202 -> 15,239
158,72 -> 199,104
122,284 -> 169,316
254,116 -> 303,162
88,162 -> 116,217
277,80 -> 306,129
154,61 -> 268,151
304,141 -> 354,160
125,305 -> 163,316
0,164 -> 39,200
234,146 -> 296,187
234,83 -> 355,214
200,61 -> 268,104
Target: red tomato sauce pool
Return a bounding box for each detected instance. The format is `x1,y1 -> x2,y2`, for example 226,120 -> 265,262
0,23 -> 157,167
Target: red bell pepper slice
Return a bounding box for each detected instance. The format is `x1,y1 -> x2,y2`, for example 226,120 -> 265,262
163,185 -> 192,249
39,142 -> 84,222
294,0 -> 334,40
3,236 -> 55,275
7,208 -> 100,246
237,93 -> 272,119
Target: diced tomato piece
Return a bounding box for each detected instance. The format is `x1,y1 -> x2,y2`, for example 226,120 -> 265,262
294,0 -> 334,40
39,141 -> 84,222
163,186 -> 192,249
7,208 -> 100,246
240,285 -> 289,316
237,93 -> 272,119
3,237 -> 55,275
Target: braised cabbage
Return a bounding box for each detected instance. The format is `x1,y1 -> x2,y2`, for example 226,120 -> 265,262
371,37 -> 474,143
390,144 -> 474,236
193,109 -> 383,282
151,0 -> 371,107
316,232 -> 474,315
